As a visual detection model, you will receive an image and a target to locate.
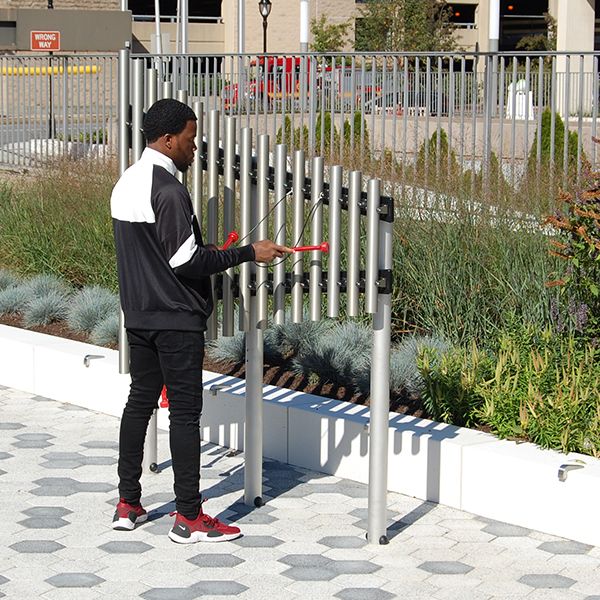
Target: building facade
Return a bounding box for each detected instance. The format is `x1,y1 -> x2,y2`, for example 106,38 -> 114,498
0,1 -> 596,55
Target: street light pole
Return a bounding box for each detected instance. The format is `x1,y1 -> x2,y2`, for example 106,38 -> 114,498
258,0 -> 272,53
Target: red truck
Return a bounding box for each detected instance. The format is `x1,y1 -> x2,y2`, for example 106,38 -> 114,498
222,56 -> 359,112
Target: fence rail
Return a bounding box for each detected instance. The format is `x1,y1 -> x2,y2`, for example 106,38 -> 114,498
0,51 -> 597,208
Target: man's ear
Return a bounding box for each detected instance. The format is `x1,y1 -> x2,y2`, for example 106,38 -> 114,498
163,133 -> 173,150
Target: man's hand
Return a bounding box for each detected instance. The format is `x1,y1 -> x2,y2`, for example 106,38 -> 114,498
252,240 -> 293,263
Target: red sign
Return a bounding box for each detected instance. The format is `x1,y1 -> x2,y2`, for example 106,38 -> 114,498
30,31 -> 61,51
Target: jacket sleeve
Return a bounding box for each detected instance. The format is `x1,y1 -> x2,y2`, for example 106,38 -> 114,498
153,180 -> 255,278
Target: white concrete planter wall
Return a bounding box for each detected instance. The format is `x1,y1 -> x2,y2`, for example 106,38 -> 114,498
1,323 -> 599,545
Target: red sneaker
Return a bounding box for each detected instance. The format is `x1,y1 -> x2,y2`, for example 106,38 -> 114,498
168,505 -> 241,543
112,498 -> 148,531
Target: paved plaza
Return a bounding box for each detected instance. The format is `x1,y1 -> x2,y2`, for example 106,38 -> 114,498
2,385 -> 600,600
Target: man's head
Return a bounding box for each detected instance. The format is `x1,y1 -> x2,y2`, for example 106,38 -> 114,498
143,99 -> 197,172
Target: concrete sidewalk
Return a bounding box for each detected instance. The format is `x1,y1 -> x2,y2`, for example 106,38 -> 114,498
1,385 -> 600,600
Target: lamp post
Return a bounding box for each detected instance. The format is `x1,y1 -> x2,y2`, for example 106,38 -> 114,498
258,0 -> 272,53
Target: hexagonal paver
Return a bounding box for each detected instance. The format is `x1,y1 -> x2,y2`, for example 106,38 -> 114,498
279,555 -> 333,568
40,452 -> 116,469
335,590 -> 396,600
519,574 -> 575,589
482,522 -> 531,537
281,566 -> 337,581
190,581 -> 248,595
418,561 -> 474,575
319,536 -> 367,549
330,560 -> 381,575
0,422 -> 25,430
10,540 -> 65,553
19,506 -> 72,529
13,433 -> 55,449
232,535 -> 283,548
99,541 -> 153,554
538,540 -> 593,555
141,589 -> 196,600
187,554 -> 244,568
46,573 -> 105,588
30,477 -> 114,496
81,440 -> 119,449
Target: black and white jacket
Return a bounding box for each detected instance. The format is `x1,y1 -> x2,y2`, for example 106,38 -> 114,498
111,147 -> 254,331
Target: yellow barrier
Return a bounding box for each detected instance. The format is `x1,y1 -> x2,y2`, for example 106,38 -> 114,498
0,65 -> 99,76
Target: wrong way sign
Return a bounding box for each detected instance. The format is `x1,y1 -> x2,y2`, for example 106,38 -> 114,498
30,31 -> 61,51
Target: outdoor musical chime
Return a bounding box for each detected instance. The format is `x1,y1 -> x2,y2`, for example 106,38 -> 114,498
119,43 -> 393,543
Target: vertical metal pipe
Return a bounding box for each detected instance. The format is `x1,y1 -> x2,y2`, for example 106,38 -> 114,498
365,179 -> 380,315
367,197 -> 392,546
222,115 -> 236,336
146,67 -> 157,108
239,127 -> 253,332
206,108 -> 219,340
291,150 -> 305,322
256,134 -> 269,329
132,59 -> 145,162
162,79 -> 172,99
273,143 -> 288,325
309,156 -> 323,321
327,165 -> 342,319
347,171 -> 361,318
176,88 -> 189,187
118,47 -> 131,375
192,100 -> 203,222
244,296 -> 263,508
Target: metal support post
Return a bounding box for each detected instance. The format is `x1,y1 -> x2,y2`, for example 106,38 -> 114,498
367,178 -> 392,545
207,109 -> 219,340
118,47 -> 130,375
222,116 -> 236,336
192,101 -> 203,222
131,59 -> 144,162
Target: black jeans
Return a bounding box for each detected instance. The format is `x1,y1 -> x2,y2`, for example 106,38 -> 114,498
118,328 -> 205,519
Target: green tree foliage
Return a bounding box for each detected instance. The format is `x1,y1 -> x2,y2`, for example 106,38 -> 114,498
515,12 -> 556,52
310,14 -> 352,53
527,108 -> 584,179
355,0 -> 456,52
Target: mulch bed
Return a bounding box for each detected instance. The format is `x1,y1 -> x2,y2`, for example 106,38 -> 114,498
0,313 -> 426,416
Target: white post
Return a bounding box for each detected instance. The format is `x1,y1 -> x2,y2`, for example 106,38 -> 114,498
154,0 -> 163,54
238,0 -> 245,53
488,0 -> 500,52
300,0 -> 309,52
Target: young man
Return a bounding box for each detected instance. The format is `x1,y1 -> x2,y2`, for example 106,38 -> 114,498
110,99 -> 291,543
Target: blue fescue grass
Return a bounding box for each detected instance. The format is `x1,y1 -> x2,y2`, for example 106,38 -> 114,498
67,286 -> 119,333
90,313 -> 120,347
292,321 -> 371,389
23,289 -> 71,326
207,331 -> 246,364
0,285 -> 28,314
0,269 -> 20,291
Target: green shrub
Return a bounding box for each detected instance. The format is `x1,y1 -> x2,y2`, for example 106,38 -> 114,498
476,324 -> 600,455
0,269 -> 19,291
0,285 -> 28,314
527,108 -> 585,180
207,331 -> 246,364
545,167 -> 600,341
418,342 -> 493,427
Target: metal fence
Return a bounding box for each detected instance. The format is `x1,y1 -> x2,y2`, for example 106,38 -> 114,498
0,50 -> 598,206
0,53 -> 118,167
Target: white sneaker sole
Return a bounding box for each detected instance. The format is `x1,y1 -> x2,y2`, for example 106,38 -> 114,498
168,529 -> 241,544
112,513 -> 148,531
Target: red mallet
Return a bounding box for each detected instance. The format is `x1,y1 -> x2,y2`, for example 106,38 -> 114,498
222,231 -> 239,250
160,385 -> 169,409
292,241 -> 329,253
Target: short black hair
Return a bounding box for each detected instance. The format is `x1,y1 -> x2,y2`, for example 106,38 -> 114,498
142,99 -> 197,143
